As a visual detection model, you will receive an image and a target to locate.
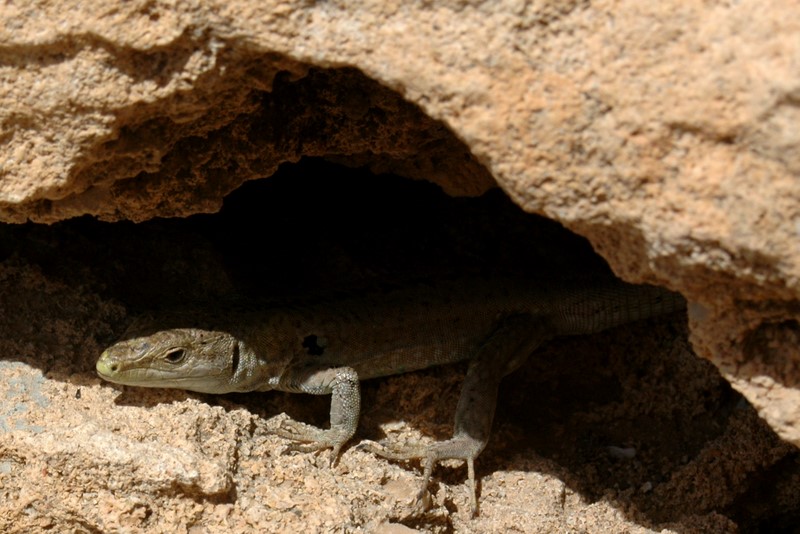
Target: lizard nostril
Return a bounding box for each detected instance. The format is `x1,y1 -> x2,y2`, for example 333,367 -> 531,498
96,356 -> 119,377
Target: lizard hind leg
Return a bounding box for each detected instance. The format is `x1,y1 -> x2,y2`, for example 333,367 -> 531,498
362,315 -> 551,516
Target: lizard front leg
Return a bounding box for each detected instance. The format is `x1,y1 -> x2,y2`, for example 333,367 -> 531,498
272,366 -> 361,464
362,314 -> 551,516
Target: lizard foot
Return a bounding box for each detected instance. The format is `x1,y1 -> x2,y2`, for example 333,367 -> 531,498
272,417 -> 350,465
359,435 -> 482,516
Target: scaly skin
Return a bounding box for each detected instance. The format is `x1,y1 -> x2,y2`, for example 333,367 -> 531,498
97,277 -> 685,516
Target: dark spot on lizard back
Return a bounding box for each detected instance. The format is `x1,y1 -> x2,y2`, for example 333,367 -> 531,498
302,335 -> 326,356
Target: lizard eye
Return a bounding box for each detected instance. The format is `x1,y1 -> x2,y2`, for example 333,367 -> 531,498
164,349 -> 186,364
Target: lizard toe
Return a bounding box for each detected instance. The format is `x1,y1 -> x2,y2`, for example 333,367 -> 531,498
357,439 -> 429,461
361,436 -> 482,516
273,418 -> 349,465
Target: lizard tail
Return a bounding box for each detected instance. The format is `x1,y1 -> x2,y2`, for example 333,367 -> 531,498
552,282 -> 686,335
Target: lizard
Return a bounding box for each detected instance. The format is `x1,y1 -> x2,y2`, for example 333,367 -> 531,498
96,277 -> 685,515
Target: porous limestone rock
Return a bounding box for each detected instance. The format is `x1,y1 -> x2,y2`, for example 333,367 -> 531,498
1,0 -> 799,531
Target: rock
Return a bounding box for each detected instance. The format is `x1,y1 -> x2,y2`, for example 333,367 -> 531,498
1,0 -> 799,531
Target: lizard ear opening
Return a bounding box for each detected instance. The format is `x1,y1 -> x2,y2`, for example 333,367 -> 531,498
231,343 -> 240,375
165,349 -> 186,364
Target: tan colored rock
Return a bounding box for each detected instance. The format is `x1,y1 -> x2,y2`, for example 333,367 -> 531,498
1,0 -> 799,531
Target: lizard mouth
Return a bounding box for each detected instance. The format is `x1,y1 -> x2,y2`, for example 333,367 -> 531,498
95,350 -> 163,386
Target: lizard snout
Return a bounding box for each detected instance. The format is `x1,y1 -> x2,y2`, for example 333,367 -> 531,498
96,351 -> 120,378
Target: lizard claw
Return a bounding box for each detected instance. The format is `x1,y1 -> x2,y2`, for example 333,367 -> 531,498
281,441 -> 343,467
272,416 -> 346,466
358,438 -> 481,516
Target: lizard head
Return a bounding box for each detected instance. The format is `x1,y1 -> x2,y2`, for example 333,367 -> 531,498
96,328 -> 242,394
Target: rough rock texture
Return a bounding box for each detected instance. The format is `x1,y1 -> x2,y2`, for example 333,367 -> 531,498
1,0 -> 799,531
